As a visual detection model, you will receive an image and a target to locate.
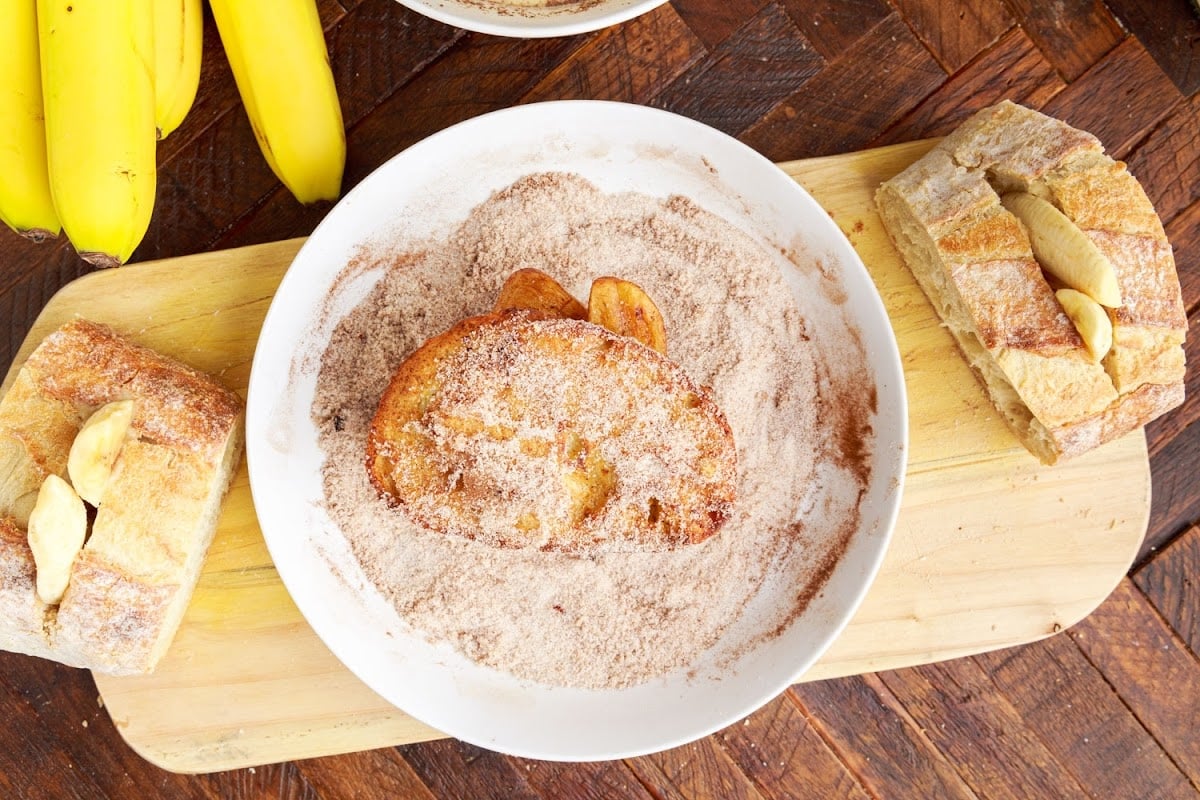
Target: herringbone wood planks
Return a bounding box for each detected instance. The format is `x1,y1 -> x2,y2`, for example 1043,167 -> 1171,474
0,1 -> 1198,797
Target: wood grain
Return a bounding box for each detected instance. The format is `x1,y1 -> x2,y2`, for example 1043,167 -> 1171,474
652,2 -> 823,135
1146,415 -> 1200,564
1069,580 -> 1200,786
975,635 -> 1196,800
523,5 -> 707,103
878,659 -> 1092,799
1103,0 -> 1200,95
1134,523 -> 1200,654
0,0 -> 1196,796
0,653 -> 219,799
741,13 -> 946,159
777,0 -> 889,60
400,739 -> 542,800
870,26 -> 1066,146
1000,0 -> 1123,82
297,749 -> 439,800
1041,37 -> 1183,159
712,693 -> 871,800
670,0 -> 770,50
792,674 -> 977,798
1174,202 -> 1200,315
887,0 -> 1014,74
626,737 -> 765,800
511,757 -> 659,800
1126,93 -> 1200,230
1145,312 -> 1200,458
328,3 -> 466,127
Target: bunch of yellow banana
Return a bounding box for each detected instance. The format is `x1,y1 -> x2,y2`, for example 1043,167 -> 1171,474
0,0 -> 59,243
209,0 -> 346,205
155,0 -> 205,140
0,0 -> 343,268
37,0 -> 159,267
0,0 -> 200,265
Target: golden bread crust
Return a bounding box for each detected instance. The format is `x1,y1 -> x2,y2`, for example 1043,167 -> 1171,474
1047,159 -> 1166,237
26,319 -> 243,459
368,309 -> 737,554
876,100 -> 1186,464
0,515 -> 50,657
949,258 -> 1083,354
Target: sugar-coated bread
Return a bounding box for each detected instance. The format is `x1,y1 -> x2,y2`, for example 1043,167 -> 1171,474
367,309 -> 737,554
876,101 -> 1186,463
0,319 -> 244,675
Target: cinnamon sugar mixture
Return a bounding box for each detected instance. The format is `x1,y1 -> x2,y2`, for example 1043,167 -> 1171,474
457,0 -> 599,13
311,172 -> 873,689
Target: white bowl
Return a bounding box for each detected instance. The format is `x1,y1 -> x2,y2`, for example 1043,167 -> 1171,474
246,100 -> 907,760
395,0 -> 668,38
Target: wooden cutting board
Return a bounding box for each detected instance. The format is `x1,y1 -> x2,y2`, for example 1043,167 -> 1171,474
3,140 -> 1149,774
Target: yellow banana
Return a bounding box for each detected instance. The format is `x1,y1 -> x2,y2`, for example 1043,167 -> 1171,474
39,0 -> 157,267
209,0 -> 345,205
154,0 -> 204,139
1001,192 -> 1122,308
0,0 -> 60,242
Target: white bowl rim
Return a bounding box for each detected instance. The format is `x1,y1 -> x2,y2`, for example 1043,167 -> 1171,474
393,0 -> 670,38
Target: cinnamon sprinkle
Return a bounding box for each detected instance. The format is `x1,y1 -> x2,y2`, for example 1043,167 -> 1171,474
311,172 -> 875,689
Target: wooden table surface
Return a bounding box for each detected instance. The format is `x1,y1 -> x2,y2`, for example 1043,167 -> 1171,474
1,0 -> 1198,797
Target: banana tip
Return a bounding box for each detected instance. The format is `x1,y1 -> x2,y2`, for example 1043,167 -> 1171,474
17,228 -> 61,244
79,251 -> 125,269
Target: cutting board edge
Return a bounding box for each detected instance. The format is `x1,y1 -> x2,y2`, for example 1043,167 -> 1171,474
106,711 -> 447,775
1,237 -> 309,398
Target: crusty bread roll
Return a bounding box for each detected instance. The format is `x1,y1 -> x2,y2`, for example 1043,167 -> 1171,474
0,319 -> 244,675
876,101 -> 1186,463
367,308 -> 737,554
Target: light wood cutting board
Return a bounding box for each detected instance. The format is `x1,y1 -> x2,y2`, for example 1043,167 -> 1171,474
2,140 -> 1149,774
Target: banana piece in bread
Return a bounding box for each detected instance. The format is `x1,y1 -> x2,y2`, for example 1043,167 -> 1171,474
876,101 -> 1186,463
367,307 -> 737,554
0,319 -> 244,675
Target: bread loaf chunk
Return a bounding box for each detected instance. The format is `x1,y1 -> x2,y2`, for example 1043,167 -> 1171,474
0,319 -> 244,675
877,101 -> 1186,463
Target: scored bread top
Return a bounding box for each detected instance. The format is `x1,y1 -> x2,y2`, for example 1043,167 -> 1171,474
935,204 -> 1083,356
22,319 -> 244,460
367,309 -> 738,554
944,99 -> 1101,184
1048,159 -> 1166,238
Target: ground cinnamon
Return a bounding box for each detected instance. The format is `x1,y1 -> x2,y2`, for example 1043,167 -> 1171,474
311,172 -> 874,689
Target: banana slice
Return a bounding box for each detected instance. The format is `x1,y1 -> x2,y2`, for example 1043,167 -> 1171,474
494,268 -> 587,319
1001,192 -> 1122,308
587,276 -> 668,355
67,400 -> 134,506
1056,288 -> 1113,362
27,474 -> 87,605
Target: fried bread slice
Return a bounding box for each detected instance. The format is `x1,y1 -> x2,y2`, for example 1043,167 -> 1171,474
367,309 -> 737,554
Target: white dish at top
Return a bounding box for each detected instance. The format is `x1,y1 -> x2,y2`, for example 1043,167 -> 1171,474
246,100 -> 907,761
394,0 -> 668,38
